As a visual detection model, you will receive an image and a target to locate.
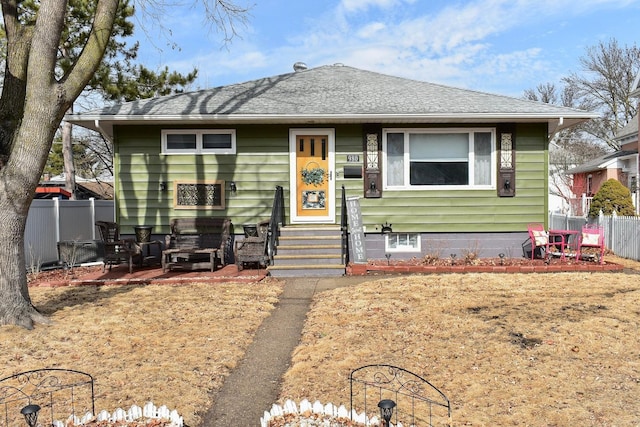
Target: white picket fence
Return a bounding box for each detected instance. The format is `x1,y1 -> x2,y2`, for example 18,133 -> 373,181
25,198 -> 114,269
549,211 -> 640,261
261,399 -> 411,427
53,401 -> 182,427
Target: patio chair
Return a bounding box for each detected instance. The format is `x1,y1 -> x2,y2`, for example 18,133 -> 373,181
526,223 -> 550,260
234,219 -> 270,271
95,221 -> 139,273
576,224 -> 605,264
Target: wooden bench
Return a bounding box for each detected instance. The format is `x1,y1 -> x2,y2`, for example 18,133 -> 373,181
162,217 -> 232,272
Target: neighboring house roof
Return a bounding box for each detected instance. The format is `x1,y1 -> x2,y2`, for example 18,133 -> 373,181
34,187 -> 73,199
39,174 -> 114,199
631,71 -> 640,98
614,114 -> 639,146
565,150 -> 637,174
66,64 -> 597,138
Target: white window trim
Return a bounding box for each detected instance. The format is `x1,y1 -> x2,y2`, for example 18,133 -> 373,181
385,232 -> 422,253
161,129 -> 236,155
382,128 -> 496,190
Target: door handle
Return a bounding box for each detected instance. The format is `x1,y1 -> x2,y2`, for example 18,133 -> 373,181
329,170 -> 333,180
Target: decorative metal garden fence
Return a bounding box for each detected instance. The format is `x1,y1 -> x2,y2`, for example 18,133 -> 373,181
350,364 -> 451,427
0,369 -> 95,427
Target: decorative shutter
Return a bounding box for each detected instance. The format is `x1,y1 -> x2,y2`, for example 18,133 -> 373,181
363,124 -> 382,198
497,124 -> 516,197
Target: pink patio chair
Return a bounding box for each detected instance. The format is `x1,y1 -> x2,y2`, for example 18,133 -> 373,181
527,223 -> 550,260
576,224 -> 605,264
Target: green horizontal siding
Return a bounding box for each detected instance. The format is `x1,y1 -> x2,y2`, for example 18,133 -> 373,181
337,123 -> 549,233
113,122 -> 549,234
114,125 -> 291,233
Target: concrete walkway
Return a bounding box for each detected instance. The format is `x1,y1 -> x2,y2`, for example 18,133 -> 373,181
200,276 -> 371,427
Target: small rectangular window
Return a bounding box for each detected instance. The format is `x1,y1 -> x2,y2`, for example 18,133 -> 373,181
202,133 -> 232,149
385,232 -> 421,253
167,134 -> 196,150
162,130 -> 236,154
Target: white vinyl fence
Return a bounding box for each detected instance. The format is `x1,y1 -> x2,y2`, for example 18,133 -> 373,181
549,211 -> 640,262
25,198 -> 114,269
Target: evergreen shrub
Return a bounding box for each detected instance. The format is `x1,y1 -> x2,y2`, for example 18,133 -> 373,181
588,178 -> 635,217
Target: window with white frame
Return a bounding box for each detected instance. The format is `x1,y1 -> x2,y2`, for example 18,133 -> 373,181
383,129 -> 495,189
385,233 -> 421,252
162,129 -> 236,154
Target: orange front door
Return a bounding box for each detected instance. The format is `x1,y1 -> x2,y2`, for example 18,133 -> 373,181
290,129 -> 335,223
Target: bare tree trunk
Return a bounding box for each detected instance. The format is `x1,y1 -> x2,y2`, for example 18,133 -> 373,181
0,200 -> 50,329
0,88 -> 59,328
0,0 -> 119,328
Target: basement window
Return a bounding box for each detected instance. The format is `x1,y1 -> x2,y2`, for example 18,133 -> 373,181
385,233 -> 421,253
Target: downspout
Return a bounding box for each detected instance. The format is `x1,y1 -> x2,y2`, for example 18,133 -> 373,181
548,116 -> 564,137
94,119 -> 113,144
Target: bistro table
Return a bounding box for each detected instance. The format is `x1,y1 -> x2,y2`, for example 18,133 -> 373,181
548,229 -> 579,260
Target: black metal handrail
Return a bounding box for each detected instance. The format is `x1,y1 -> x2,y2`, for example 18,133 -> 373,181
0,368 -> 95,427
340,185 -> 349,265
267,185 -> 284,262
350,364 -> 452,427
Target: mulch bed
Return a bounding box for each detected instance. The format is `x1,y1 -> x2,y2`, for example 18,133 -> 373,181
350,256 -> 623,275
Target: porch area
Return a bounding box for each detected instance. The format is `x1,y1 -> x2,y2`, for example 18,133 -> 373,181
28,263 -> 270,288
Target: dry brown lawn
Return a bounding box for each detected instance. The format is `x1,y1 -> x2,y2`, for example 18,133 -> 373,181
2,256 -> 639,427
280,258 -> 640,426
0,281 -> 283,426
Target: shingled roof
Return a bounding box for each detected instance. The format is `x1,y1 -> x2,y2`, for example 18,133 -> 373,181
614,114 -> 638,145
67,64 -> 597,138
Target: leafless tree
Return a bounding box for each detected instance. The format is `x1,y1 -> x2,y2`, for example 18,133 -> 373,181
563,38 -> 640,150
524,38 -> 639,211
0,0 -> 250,329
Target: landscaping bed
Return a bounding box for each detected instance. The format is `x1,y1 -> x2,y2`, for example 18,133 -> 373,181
349,255 -> 623,275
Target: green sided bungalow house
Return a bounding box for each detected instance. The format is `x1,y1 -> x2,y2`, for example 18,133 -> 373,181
66,63 -> 597,276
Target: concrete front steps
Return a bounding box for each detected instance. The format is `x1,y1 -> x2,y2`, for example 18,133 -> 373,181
267,225 -> 346,277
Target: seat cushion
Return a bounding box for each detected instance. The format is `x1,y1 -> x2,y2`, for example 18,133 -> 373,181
531,230 -> 548,245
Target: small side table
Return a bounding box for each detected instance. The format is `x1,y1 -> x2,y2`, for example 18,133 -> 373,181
135,240 -> 163,267
548,229 -> 579,260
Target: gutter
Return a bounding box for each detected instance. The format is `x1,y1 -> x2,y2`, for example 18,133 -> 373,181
67,112 -> 598,131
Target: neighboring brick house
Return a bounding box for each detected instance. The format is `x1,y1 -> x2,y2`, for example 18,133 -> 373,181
567,74 -> 640,215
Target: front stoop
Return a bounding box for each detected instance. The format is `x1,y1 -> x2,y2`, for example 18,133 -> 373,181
267,225 -> 346,277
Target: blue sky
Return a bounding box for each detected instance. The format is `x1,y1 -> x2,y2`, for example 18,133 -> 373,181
133,0 -> 640,97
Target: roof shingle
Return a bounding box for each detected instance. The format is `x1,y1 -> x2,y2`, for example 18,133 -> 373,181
67,64 -> 597,135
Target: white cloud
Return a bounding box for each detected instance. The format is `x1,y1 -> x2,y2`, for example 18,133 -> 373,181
150,0 -> 640,94
277,0 -> 594,93
356,22 -> 386,38
340,0 -> 414,13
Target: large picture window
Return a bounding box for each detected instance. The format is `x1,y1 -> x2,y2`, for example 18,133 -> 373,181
383,129 -> 495,189
162,130 -> 236,154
